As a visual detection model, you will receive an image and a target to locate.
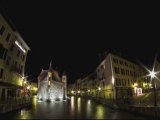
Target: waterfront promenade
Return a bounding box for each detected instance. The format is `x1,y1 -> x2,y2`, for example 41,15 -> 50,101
0,98 -> 31,114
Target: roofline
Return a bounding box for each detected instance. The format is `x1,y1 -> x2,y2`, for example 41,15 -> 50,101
14,32 -> 31,51
96,53 -> 109,70
0,9 -> 30,51
96,52 -> 140,70
0,9 -> 17,31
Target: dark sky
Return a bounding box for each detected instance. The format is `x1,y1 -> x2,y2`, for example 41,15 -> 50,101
0,1 -> 159,84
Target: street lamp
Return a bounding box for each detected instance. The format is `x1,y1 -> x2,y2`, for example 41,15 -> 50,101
149,70 -> 157,107
78,90 -> 80,93
138,54 -> 160,107
27,85 -> 31,90
71,90 -> 74,94
23,80 -> 27,84
98,87 -> 101,91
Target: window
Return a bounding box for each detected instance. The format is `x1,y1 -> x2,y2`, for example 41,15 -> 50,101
124,79 -> 126,86
0,69 -> 4,78
0,44 -> 5,58
6,33 -> 11,42
125,62 -> 128,66
0,26 -> 5,35
18,64 -> 22,74
126,70 -> 128,75
128,79 -> 130,86
17,50 -> 20,57
122,79 -> 125,86
117,67 -> 120,74
119,60 -> 124,65
113,58 -> 116,63
3,49 -> 8,60
20,65 -> 23,74
116,78 -> 118,86
133,71 -> 136,76
130,64 -> 132,68
113,58 -> 118,63
121,69 -> 123,74
130,71 -> 133,76
10,44 -> 15,51
6,56 -> 11,65
116,78 -> 121,86
15,61 -> 17,69
22,54 -> 25,61
119,78 -> 122,86
101,65 -> 105,70
114,67 -> 117,74
121,68 -> 125,75
114,67 -> 120,74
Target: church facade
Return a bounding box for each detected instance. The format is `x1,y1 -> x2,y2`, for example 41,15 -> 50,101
37,62 -> 67,101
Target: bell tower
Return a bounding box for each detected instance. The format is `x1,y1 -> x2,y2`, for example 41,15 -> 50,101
48,60 -> 53,87
62,72 -> 67,100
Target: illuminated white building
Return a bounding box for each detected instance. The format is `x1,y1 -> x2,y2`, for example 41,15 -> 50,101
96,53 -> 146,104
37,62 -> 67,101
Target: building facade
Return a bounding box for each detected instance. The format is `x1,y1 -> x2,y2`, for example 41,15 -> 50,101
96,53 -> 146,104
37,62 -> 67,101
0,14 -> 30,102
68,72 -> 98,97
67,53 -> 147,106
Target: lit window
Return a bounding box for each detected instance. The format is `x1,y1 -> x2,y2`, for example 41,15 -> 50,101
48,80 -> 51,86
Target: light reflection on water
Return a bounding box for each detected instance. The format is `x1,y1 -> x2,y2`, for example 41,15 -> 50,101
86,99 -> 91,118
95,105 -> 104,119
19,109 -> 31,119
77,97 -> 81,115
0,95 -> 150,119
70,96 -> 75,117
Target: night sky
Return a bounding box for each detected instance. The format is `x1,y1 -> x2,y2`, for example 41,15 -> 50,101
0,1 -> 159,84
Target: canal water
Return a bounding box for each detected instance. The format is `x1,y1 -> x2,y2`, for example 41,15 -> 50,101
0,96 -> 150,119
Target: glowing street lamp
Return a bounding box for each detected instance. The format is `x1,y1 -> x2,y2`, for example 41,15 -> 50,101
138,54 -> 160,107
149,70 -> 156,79
24,80 -> 27,84
22,76 -> 25,80
149,70 -> 157,107
98,87 -> 101,91
27,85 -> 30,90
71,90 -> 74,94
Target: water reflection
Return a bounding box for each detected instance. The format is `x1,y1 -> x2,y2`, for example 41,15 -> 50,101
77,97 -> 81,114
18,109 -> 31,119
87,100 -> 91,105
86,99 -> 91,118
32,95 -> 37,110
95,105 -> 104,119
0,95 -> 150,119
70,96 -> 75,116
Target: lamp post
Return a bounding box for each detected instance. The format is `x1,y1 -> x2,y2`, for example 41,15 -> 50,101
138,56 -> 159,107
149,71 -> 157,107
